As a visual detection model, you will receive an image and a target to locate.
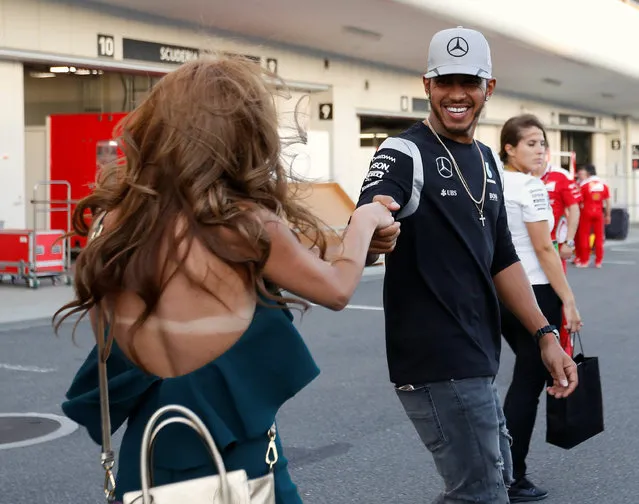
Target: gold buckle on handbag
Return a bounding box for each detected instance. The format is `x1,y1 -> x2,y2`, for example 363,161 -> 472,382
102,450 -> 116,502
265,424 -> 278,471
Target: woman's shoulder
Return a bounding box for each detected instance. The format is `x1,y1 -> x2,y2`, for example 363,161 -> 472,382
521,173 -> 546,189
520,174 -> 549,202
504,171 -> 545,196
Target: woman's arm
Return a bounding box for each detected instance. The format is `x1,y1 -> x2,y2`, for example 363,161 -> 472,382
262,203 -> 393,311
526,221 -> 574,305
518,176 -> 582,334
527,220 -> 582,333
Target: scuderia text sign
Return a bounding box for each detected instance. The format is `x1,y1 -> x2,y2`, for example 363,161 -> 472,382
123,38 -> 200,64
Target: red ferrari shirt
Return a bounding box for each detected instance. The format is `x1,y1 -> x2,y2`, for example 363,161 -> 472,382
580,176 -> 610,217
541,165 -> 581,240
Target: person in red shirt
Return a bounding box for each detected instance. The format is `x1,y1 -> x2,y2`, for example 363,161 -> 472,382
574,165 -> 590,262
536,148 -> 581,266
534,146 -> 581,355
576,164 -> 611,268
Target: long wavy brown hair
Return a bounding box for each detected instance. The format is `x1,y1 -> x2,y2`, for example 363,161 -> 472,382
53,55 -> 332,340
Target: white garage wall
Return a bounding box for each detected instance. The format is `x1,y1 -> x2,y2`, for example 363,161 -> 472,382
1,0 -> 637,220
24,126 -> 47,230
0,61 -> 25,229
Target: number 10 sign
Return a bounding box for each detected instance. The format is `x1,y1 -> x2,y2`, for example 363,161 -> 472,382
97,34 -> 115,58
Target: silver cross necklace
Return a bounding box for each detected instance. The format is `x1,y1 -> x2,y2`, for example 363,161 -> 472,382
425,118 -> 488,227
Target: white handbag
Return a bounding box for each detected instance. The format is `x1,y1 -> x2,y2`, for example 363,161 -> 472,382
95,304 -> 278,504
122,405 -> 278,504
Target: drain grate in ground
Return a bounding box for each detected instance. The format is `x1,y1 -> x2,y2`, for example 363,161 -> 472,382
0,413 -> 78,449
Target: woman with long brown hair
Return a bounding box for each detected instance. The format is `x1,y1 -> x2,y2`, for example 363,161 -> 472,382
55,55 -> 397,503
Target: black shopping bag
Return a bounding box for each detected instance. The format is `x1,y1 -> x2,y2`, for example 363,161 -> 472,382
546,333 -> 604,449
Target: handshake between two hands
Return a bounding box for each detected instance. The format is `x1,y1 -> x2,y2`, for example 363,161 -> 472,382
361,195 -> 402,255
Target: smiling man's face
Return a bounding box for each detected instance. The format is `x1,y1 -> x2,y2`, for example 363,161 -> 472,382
424,74 -> 496,143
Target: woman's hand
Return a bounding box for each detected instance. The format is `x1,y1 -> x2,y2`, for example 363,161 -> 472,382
562,300 -> 583,334
558,243 -> 574,260
354,201 -> 395,230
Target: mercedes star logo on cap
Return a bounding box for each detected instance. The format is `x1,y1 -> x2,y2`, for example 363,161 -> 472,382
446,37 -> 469,57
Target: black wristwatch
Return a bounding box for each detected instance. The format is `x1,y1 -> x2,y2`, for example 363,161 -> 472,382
534,325 -> 559,345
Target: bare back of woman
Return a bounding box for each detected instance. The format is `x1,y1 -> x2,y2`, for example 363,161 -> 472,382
97,211 -> 257,378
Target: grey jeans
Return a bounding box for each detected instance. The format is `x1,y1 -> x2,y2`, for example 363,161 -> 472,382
395,376 -> 514,504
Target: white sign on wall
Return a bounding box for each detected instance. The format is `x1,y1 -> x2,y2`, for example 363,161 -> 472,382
97,34 -> 115,58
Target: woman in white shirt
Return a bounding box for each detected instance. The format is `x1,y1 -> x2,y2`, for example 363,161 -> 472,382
498,114 -> 582,503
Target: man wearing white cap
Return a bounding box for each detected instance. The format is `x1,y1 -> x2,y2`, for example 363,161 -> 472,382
356,27 -> 577,503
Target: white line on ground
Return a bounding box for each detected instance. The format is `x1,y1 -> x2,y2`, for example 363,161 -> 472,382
311,303 -> 384,311
602,260 -> 637,265
0,363 -> 57,373
609,247 -> 639,253
606,237 -> 639,247
344,304 -> 384,311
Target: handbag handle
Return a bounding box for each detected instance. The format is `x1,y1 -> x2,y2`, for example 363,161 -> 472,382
139,405 -> 233,504
89,212 -> 118,503
571,331 -> 585,357
145,416 -> 224,488
97,303 -> 117,503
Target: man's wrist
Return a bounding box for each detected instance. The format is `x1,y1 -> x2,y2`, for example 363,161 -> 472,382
533,325 -> 559,346
538,331 -> 560,349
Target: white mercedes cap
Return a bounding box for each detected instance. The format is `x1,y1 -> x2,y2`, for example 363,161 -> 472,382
424,26 -> 493,79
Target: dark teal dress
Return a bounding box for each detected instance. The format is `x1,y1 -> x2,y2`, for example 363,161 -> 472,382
62,298 -> 320,503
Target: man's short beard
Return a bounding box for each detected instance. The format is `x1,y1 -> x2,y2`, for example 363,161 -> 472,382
431,101 -> 485,138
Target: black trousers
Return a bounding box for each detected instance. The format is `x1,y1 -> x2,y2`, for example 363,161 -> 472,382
501,283 -> 562,482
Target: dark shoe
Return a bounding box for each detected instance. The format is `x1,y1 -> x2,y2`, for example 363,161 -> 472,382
508,476 -> 548,502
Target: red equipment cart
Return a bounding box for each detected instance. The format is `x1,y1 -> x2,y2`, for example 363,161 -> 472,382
0,229 -> 69,288
0,181 -> 73,288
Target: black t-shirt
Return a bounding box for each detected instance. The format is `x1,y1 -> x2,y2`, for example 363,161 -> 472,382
356,121 -> 519,385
